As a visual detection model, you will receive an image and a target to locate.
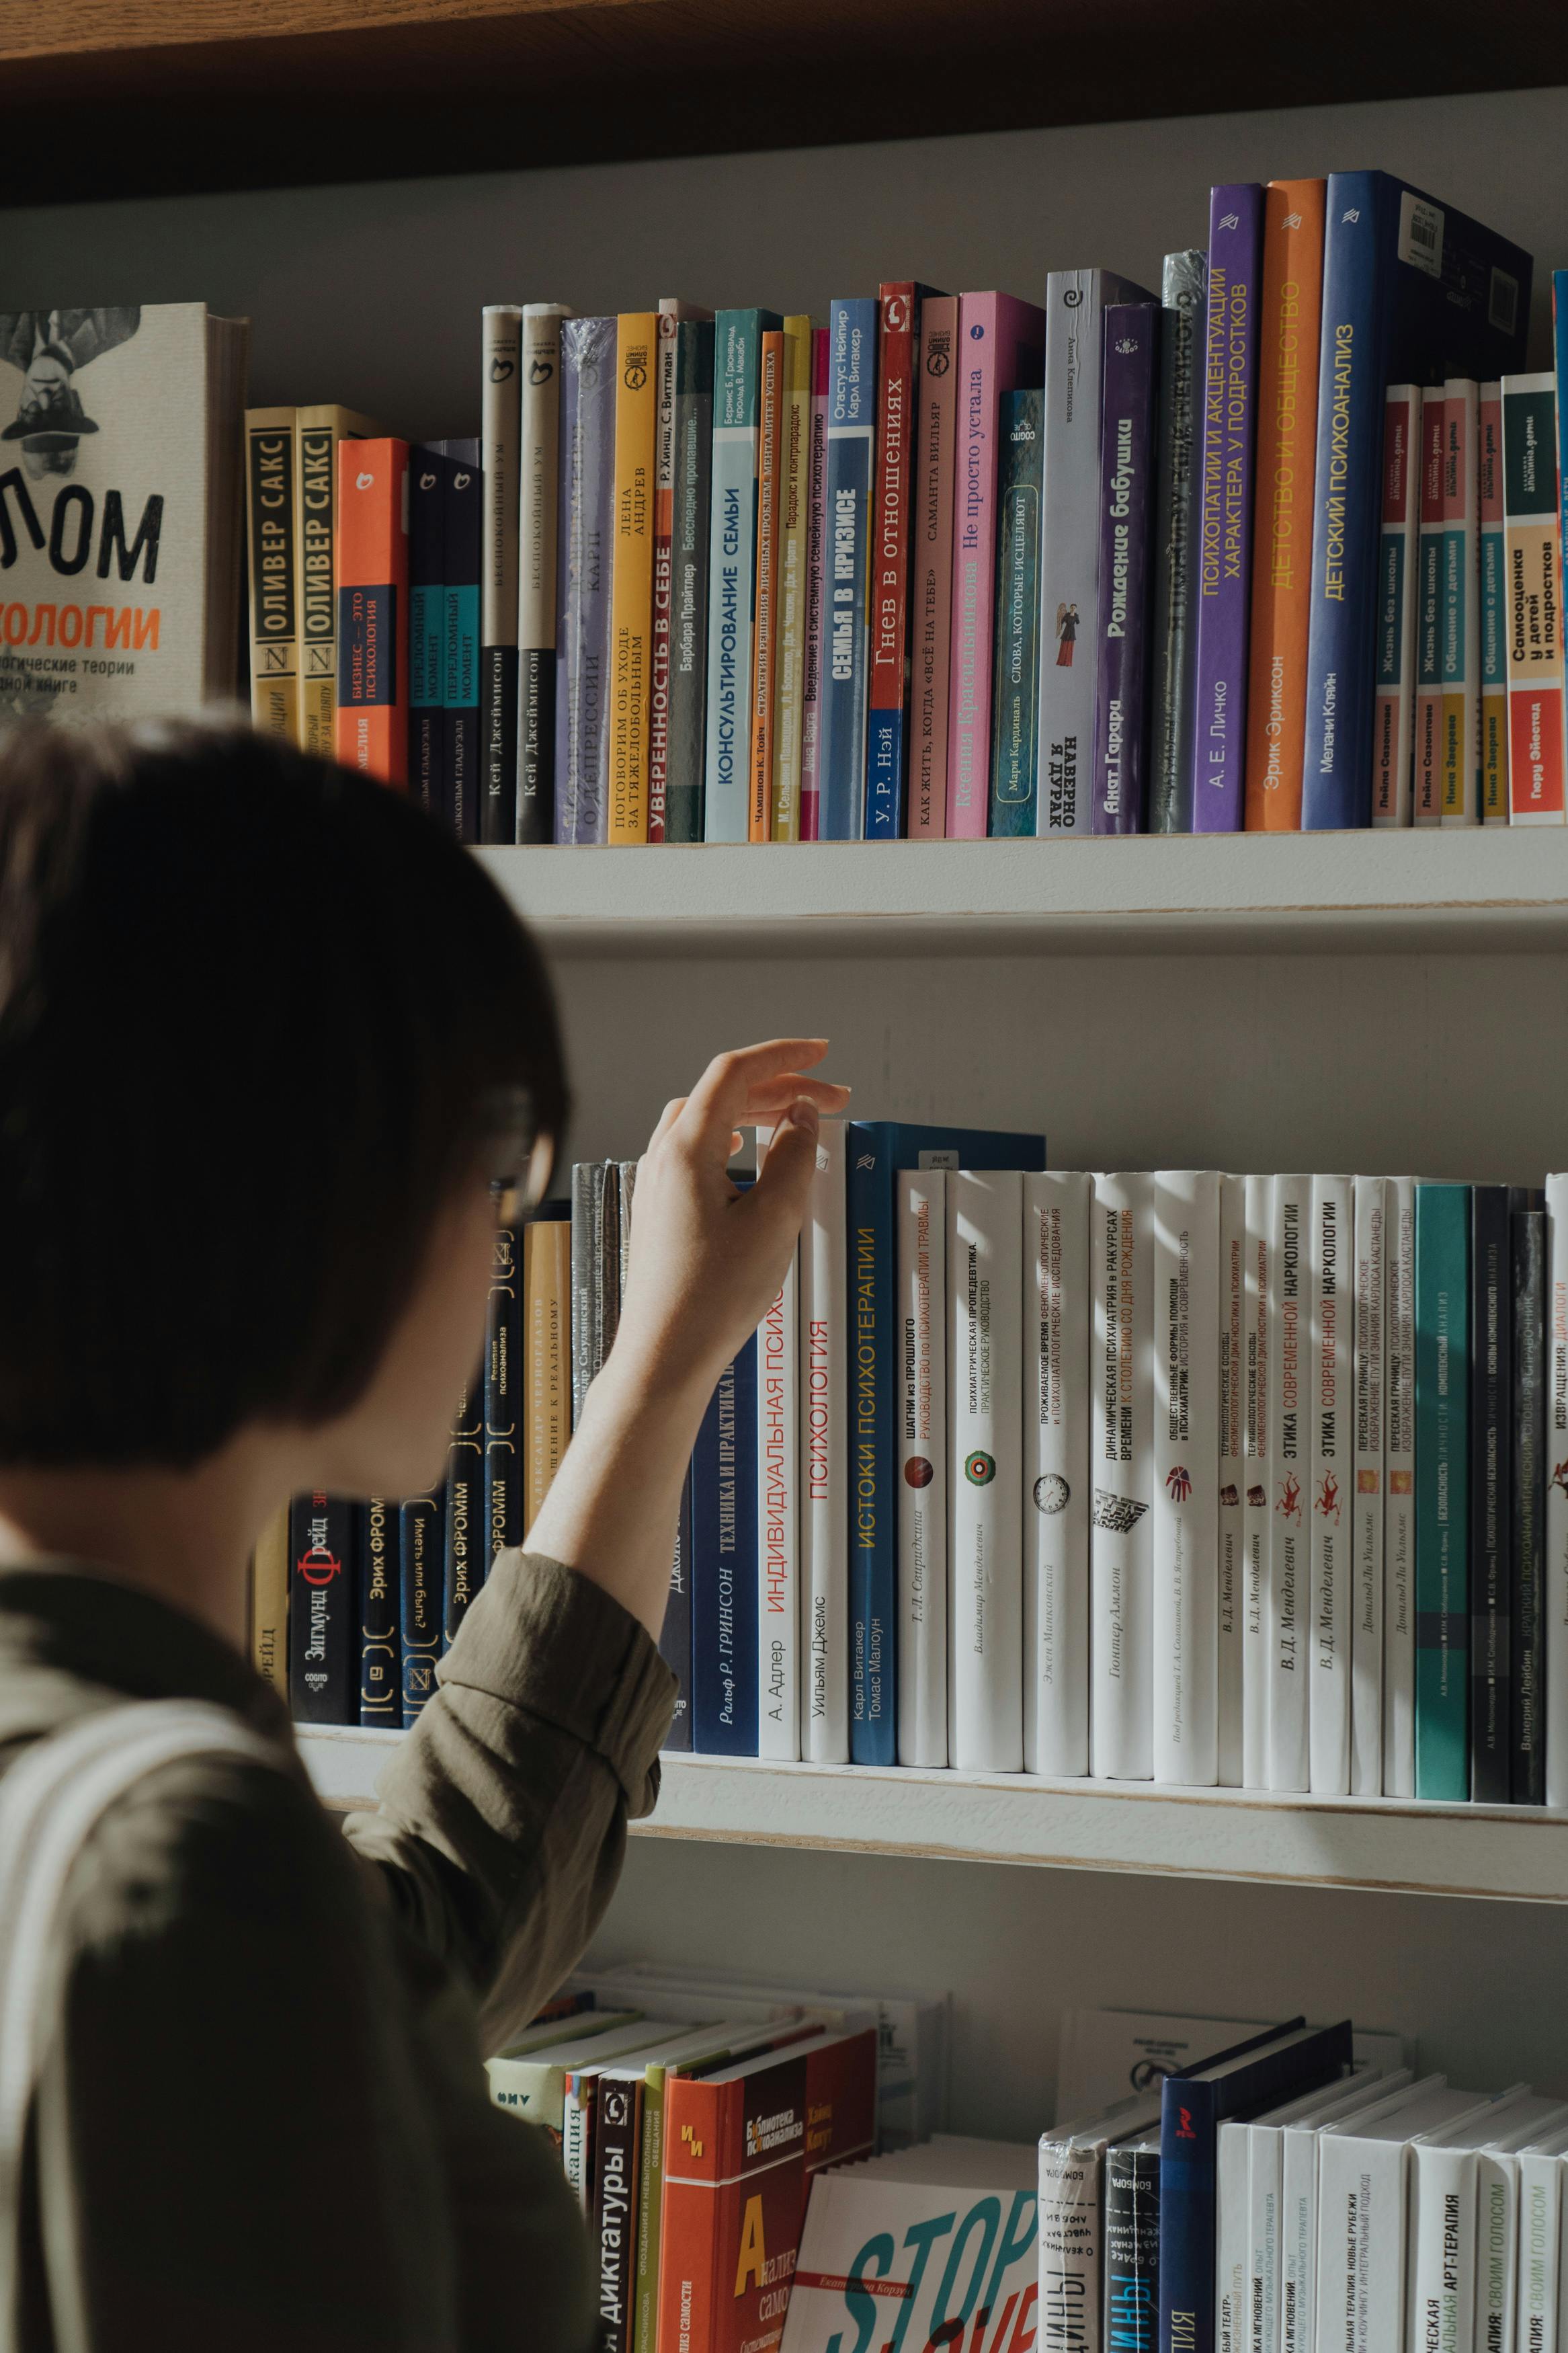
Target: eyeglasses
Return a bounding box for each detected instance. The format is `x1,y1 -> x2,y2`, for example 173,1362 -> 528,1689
479,1084 -> 556,1222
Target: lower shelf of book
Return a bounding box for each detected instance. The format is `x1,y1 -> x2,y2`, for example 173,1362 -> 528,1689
296,1728 -> 1568,1904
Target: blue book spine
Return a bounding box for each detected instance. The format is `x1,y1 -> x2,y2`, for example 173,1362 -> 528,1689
483,1219 -> 522,1569
987,388 -> 1044,836
660,1466 -> 695,1751
821,296 -> 877,840
693,1334 -> 759,1754
555,318 -> 616,844
409,442 -> 448,819
399,1486 -> 442,1725
443,438 -> 483,843
1189,184 -> 1263,834
358,1496 -> 400,1726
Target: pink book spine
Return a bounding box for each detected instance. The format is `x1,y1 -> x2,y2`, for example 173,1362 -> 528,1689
945,291 -> 1046,836
799,327 -> 831,842
909,295 -> 957,836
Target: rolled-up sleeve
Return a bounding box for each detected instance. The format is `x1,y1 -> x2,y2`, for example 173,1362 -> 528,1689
344,1550 -> 677,2052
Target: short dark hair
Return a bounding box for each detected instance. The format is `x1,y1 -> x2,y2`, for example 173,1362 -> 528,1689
0,717 -> 567,1466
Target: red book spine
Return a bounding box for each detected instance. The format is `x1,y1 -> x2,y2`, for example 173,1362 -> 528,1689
333,438 -> 409,787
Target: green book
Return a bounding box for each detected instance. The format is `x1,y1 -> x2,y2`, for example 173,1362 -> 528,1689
1415,1182 -> 1471,1799
988,388 -> 1043,836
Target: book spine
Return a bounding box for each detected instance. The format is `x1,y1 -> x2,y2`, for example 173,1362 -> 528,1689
1440,380 -> 1481,826
866,283 -> 917,840
1503,372 -> 1568,823
334,438 -> 409,787
296,407 -> 377,760
594,2078 -> 641,2353
524,1213 -> 571,1527
518,305 -> 569,845
1038,272 -> 1112,836
650,312 -> 678,843
288,1490 -> 354,1724
771,315 -> 813,841
1409,2145 -> 1481,2353
1149,249 -> 1208,835
897,1168 -> 948,1767
1472,2151 -> 1515,2353
947,1169 -> 1024,1772
819,296 -> 877,841
1091,305 -> 1158,835
245,407 -> 300,742
848,1133 -> 895,1765
1190,184 -> 1263,834
1371,388 -> 1420,826
1351,1176 -> 1388,1796
757,1246 -> 799,1759
1470,1185 -> 1513,1801
692,1337 -> 759,1753
399,1487 -> 442,1724
408,445 -> 447,815
748,329 -> 785,842
1516,2153 -> 1562,2351
987,387 -> 1044,836
950,294 -> 1044,835
1549,1176 -> 1568,1806
483,1219 -> 522,1568
442,1365 -> 484,1649
570,1162 -> 603,1427
555,318 -> 616,845
704,310 -> 771,842
632,2065 -> 669,2353
250,1502 -> 289,1701
1302,171 -> 1388,830
442,438 -> 482,842
1038,2144 -> 1105,2353
481,306 -> 522,844
358,1495 -> 399,1725
1243,1172 -> 1272,1788
1106,2144 -> 1161,2353
800,1121 -> 850,1761
1090,1172 -> 1155,1780
1413,390 -> 1446,825
798,329 -> 831,841
1267,1174 -> 1309,1791
1242,181 -> 1325,833
1024,1170 -> 1092,1778
909,296 -> 958,838
1152,1169 -> 1221,1786
1384,1175 -> 1418,1795
1415,1183 -> 1471,1800
1478,384 -> 1510,824
660,1468 -> 694,1751
666,319 -> 715,844
1214,2118 -> 1247,2353
1309,1173 -> 1352,1793
608,314 -> 656,844
1514,1205 -> 1548,1803
1217,1174 -> 1245,1786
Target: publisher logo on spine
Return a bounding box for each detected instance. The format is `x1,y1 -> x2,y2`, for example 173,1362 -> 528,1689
964,1451 -> 995,1487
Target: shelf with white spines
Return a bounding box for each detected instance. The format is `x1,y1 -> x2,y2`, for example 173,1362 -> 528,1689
475,830 -> 1568,959
296,1729 -> 1568,1905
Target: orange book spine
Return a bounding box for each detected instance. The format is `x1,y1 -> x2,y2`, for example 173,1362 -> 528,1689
1243,179 -> 1325,831
610,312 -> 657,842
333,438 -> 409,787
657,2078 -> 731,2353
749,331 -> 785,842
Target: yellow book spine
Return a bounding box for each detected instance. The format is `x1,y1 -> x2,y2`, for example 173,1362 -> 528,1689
525,1219 -> 572,1531
294,405 -> 383,760
771,316 -> 813,842
245,406 -> 299,742
610,315 -> 658,841
250,1503 -> 290,1698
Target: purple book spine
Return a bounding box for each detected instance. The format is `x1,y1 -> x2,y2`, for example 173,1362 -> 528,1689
1189,184 -> 1263,834
1092,303 -> 1160,834
554,316 -> 615,844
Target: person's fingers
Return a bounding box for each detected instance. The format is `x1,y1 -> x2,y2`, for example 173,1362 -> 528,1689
682,1041 -> 831,1142
743,1096 -> 820,1238
647,1096 -> 688,1150
738,1074 -> 852,1115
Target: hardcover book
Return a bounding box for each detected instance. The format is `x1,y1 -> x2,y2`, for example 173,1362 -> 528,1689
947,1170 -> 1024,1772
1512,1204 -> 1547,1804
704,307 -> 782,841
288,1490 -> 354,1725
1217,1175 -> 1245,1786
1384,1176 -> 1418,1796
1091,303 -> 1159,835
1242,1172 -> 1272,1788
294,403 -> 380,762
1439,378 -> 1481,825
749,328 -> 785,842
819,296 -> 877,841
909,295 -> 958,839
1414,1182 -> 1471,1800
1149,250 -> 1207,834
357,1495 -> 399,1726
442,436 -> 482,840
1350,1176 -> 1387,1795
798,329 -> 831,842
666,319 -> 715,843
610,311 -> 657,842
771,315 -> 814,842
1501,372 -> 1567,826
408,442 -> 448,816
1091,1172 -> 1155,1780
518,303 -> 571,846
442,1363 -> 484,1649
555,317 -> 616,844
1151,1170 -> 1220,1786
1470,1185 -> 1516,1802
1308,1173 -> 1352,1793
692,1334 -> 759,1755
398,1485 -> 442,1724
1478,384 -> 1509,824
897,1168 -> 948,1767
1370,388 -> 1421,826
1267,1174 -> 1309,1792
800,1119 -> 849,1762
987,387 -> 1043,836
756,1245 -> 798,1760
335,436 -> 409,787
1025,1171 -> 1091,1777
480,304 -> 522,842
866,282 -> 944,839
483,1218 -> 522,1568
1190,183 -> 1263,835
245,403 -> 298,741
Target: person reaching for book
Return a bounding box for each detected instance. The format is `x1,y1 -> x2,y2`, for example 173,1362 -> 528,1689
0,714 -> 848,2353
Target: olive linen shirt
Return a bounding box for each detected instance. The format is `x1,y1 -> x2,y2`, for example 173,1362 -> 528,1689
0,1546 -> 677,2352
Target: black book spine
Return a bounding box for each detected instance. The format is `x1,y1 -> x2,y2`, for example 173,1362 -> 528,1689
442,1367 -> 484,1648
1105,2142 -> 1161,2352
481,306 -> 522,844
519,305 -> 568,844
288,1490 -> 354,1725
593,2078 -> 642,2353
358,1495 -> 400,1726
484,1218 -> 522,1566
1471,1185 -> 1513,1799
399,1486 -> 443,1725
665,320 -> 714,842
1513,1205 -> 1548,1802
444,438 -> 483,844
409,442 -> 448,818
518,653 -> 555,843
659,1466 -> 695,1750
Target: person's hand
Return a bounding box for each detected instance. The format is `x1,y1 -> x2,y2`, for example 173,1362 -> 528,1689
609,1039 -> 850,1407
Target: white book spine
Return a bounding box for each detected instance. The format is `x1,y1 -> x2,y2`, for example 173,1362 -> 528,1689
1351,1177 -> 1388,1796
897,1169 -> 948,1767
757,1248 -> 799,1759
1152,1170 -> 1221,1784
1471,2150 -> 1517,2353
1219,1174 -> 1246,1786
1309,1174 -> 1353,1794
1091,1172 -> 1155,1779
1217,2118 -> 1251,2353
518,303 -> 572,666
1547,1174 -> 1568,1806
1038,2142 -> 1104,2353
799,1121 -> 850,1761
948,1170 -> 1024,1771
1280,2129 -> 1319,2353
1409,2145 -> 1479,2353
1024,1172 -> 1091,1776
1036,270 -> 1111,834
1517,2151 -> 1563,2353
1250,2126 -> 1284,2353
1384,1175 -> 1417,1797
1313,2134 -> 1408,2353
1244,1172 -> 1272,1789
1268,1175 -> 1311,1791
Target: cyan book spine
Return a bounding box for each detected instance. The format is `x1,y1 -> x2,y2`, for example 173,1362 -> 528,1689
1093,303 -> 1159,834
704,309 -> 781,840
1149,250 -> 1207,833
1415,1182 -> 1471,1801
554,318 -> 616,844
819,296 -> 878,840
408,443 -> 448,820
442,437 -> 483,844
987,387 -> 1043,836
1190,183 -> 1263,834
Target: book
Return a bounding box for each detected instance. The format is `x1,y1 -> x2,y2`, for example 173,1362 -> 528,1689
666,318 -> 715,843
398,1484 -> 442,1724
571,1159 -> 604,1428
866,283 -> 942,840
757,1239 -> 798,1761
1513,1203 -> 1548,1804
294,403 -> 380,762
948,1168 -> 1024,1773
555,317 -> 616,844
1440,378 -> 1481,826
1384,1175 -> 1417,1797
1149,249 -> 1208,836
1243,1172 -> 1272,1789
407,441 -> 448,815
1278,2070 -> 1417,2353
1190,182 -> 1263,835
704,307 -> 782,841
288,1490 -> 354,1724
799,328 -> 831,842
771,314 -> 813,842
483,1215 -> 522,1568
1055,2007 -> 1409,2122
1370,387 -> 1421,826
1413,389 -> 1447,824
524,1202 -> 571,1531
649,311 -> 679,843
948,291 -> 1046,837
1478,383 -> 1510,824
661,1469 -> 694,1753
1309,1174 -> 1352,1794
692,1333 -> 758,1755
1515,2123 -> 1568,2349
748,327 -> 784,842
800,1119 -> 849,1763
334,436 -> 409,786
442,1361 -> 484,1649
441,436 -> 482,841
480,303 -> 522,843
1501,372 -> 1567,826
1470,1186 -> 1515,1802
1092,303 -> 1159,836
1217,1175 -> 1245,1788
987,387 -> 1043,836
1550,1176 -> 1568,1808
1151,1170 -> 1220,1786
593,2069 -> 643,2353
485,2013 -> 659,2139
1237,2067 -> 1392,2353
607,312 -> 656,844
250,1503 -> 288,1701
518,303 -> 571,846
897,1167 -> 947,1767
1415,1182 -> 1471,1801
1106,2139 -> 1162,2352
909,294 -> 958,839
1406,2089 -> 1544,2353
1091,1171 -> 1155,1781
1267,1174 -> 1309,1792
1038,2092 -> 1165,2352
1350,1176 -> 1387,1797
1301,173 -> 1531,830
1025,1171 -> 1091,1778
357,1495 -> 398,1726
1315,2079 -> 1486,2353
244,404 -> 298,740
818,296 -> 877,841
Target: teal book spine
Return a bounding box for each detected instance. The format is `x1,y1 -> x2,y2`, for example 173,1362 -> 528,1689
1415,1181 -> 1471,1799
703,307 -> 781,840
987,389 -> 1042,835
